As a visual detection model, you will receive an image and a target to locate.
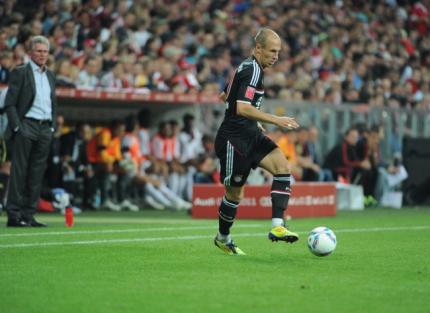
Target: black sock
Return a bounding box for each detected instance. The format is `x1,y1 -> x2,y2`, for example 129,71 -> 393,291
218,196 -> 239,235
271,174 -> 291,219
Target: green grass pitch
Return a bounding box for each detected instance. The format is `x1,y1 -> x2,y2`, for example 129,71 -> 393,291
0,207 -> 429,313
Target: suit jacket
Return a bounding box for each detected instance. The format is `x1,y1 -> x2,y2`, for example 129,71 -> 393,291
60,131 -> 89,169
4,62 -> 57,140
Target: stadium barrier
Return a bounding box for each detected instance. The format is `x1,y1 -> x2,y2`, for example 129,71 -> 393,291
191,183 -> 336,219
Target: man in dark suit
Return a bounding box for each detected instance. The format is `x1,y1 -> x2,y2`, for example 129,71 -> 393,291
4,35 -> 57,227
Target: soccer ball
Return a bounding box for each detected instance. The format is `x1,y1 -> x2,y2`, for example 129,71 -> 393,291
307,227 -> 337,257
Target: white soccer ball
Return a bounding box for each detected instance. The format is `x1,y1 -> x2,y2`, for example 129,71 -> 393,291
307,227 -> 337,257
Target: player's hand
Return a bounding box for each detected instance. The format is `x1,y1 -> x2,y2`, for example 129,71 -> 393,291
276,116 -> 300,129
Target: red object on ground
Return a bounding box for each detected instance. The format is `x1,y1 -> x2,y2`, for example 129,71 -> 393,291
65,206 -> 74,227
191,183 -> 336,219
37,199 -> 55,212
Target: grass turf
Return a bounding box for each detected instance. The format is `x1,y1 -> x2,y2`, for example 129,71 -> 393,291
0,207 -> 429,313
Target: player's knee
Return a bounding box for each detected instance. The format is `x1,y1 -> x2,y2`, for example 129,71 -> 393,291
273,163 -> 290,175
225,187 -> 244,202
263,150 -> 291,175
226,193 -> 243,203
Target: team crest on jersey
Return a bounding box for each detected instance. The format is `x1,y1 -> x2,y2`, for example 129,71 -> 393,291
233,175 -> 243,183
245,86 -> 255,100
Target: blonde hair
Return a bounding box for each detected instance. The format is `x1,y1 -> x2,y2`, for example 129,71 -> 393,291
254,28 -> 280,48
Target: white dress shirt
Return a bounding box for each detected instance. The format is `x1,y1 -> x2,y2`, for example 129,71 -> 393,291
25,59 -> 52,121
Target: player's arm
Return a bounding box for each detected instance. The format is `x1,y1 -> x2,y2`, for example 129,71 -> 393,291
236,101 -> 299,130
234,64 -> 299,129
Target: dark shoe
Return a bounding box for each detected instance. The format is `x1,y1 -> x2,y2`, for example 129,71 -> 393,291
25,218 -> 47,227
7,218 -> 29,227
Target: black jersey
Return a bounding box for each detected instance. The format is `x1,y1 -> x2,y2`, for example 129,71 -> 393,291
218,56 -> 264,137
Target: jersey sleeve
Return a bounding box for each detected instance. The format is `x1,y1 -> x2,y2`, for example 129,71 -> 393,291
236,63 -> 261,104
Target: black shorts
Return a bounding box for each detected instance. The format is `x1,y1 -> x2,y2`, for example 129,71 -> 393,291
215,131 -> 277,187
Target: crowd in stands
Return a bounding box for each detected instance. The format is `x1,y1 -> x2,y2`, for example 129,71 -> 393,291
0,0 -> 419,210
0,0 -> 430,109
33,109 -> 217,211
271,123 -> 408,207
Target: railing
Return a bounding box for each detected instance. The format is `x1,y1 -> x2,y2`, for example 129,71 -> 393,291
262,100 -> 430,159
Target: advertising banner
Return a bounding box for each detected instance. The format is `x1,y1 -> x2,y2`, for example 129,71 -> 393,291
192,183 -> 336,219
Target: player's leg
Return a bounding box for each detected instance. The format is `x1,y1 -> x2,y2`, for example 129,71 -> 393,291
213,137 -> 250,255
214,185 -> 246,255
259,148 -> 291,223
217,185 -> 243,241
259,148 -> 299,243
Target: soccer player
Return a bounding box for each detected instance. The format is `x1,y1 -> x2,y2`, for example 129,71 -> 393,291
214,28 -> 300,255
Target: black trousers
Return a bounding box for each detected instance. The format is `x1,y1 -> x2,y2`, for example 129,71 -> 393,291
6,118 -> 52,220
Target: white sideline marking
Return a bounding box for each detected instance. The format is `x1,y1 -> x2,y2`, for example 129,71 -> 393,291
327,226 -> 430,233
0,225 -> 429,249
0,224 -> 260,238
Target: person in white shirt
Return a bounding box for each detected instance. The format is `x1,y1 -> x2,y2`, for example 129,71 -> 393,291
4,36 -> 57,227
178,113 -> 204,200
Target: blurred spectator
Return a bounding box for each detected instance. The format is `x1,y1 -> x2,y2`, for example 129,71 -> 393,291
137,108 -> 168,178
76,56 -> 99,88
152,120 -> 187,197
364,125 -> 408,206
100,61 -> 130,88
62,19 -> 77,48
134,61 -> 150,88
178,113 -> 203,200
296,127 -> 333,182
307,126 -> 333,181
194,154 -> 218,184
45,115 -> 66,190
178,114 -> 203,163
0,50 -> 13,84
276,128 -> 303,180
323,128 -> 372,187
60,122 -> 95,210
360,125 -> 383,203
201,134 -> 216,158
86,120 -> 123,211
195,134 -> 220,184
55,40 -> 76,61
121,115 -> 191,211
152,61 -> 175,91
55,59 -> 77,88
